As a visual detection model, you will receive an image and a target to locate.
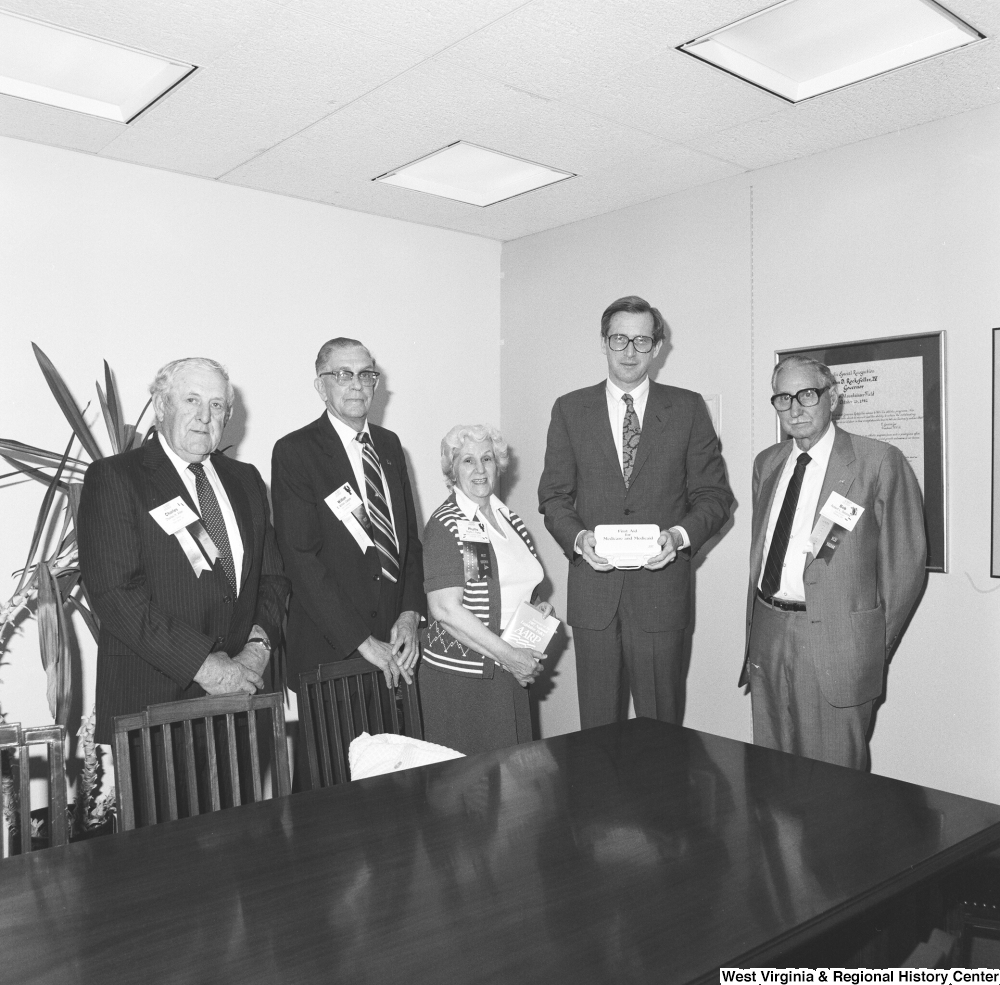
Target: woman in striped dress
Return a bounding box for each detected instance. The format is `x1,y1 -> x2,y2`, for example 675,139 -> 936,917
418,424 -> 552,755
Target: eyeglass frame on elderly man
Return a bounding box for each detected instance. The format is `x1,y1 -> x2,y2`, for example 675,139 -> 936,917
318,369 -> 381,388
605,333 -> 656,353
770,386 -> 831,411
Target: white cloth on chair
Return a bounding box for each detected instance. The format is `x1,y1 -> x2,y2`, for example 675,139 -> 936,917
348,732 -> 465,780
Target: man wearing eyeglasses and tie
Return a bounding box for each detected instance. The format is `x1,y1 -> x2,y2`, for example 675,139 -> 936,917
271,339 -> 425,773
741,354 -> 926,769
538,296 -> 733,730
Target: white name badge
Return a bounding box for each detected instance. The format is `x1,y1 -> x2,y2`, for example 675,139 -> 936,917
148,497 -> 216,577
325,483 -> 364,521
594,524 -> 661,569
819,491 -> 864,531
325,483 -> 374,553
809,492 -> 864,557
459,520 -> 489,544
149,496 -> 199,535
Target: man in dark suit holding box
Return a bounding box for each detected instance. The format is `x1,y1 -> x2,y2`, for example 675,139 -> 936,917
538,296 -> 733,729
78,357 -> 289,745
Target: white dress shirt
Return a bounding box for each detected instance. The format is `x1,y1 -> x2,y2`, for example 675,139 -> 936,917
455,488 -> 543,630
161,438 -> 245,596
758,423 -> 837,602
327,412 -> 399,541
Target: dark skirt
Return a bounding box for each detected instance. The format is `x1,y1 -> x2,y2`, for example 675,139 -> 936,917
418,661 -> 532,756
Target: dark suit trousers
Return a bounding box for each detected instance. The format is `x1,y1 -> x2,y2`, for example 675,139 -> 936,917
573,574 -> 686,729
747,597 -> 873,770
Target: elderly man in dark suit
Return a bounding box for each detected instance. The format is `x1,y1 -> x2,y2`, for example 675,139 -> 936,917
742,355 -> 926,769
78,357 -> 289,745
271,337 -> 424,707
538,296 -> 733,729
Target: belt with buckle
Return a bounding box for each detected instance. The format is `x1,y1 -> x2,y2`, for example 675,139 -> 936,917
756,589 -> 806,612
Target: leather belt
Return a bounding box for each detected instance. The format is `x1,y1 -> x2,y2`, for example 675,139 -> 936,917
756,588 -> 806,612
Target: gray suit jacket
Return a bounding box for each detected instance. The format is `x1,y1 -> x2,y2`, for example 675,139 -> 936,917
538,380 -> 733,632
742,427 -> 926,706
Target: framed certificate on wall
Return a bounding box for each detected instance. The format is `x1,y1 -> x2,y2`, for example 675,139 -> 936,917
777,332 -> 946,573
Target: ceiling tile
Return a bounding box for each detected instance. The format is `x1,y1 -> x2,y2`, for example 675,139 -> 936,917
284,0 -> 528,56
690,37 -> 1000,171
0,95 -> 125,152
97,6 -> 426,177
0,0 -> 277,64
223,59 -> 675,198
559,46 -> 784,143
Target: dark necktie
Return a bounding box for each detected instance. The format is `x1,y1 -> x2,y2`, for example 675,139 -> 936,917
622,393 -> 640,488
188,462 -> 236,591
759,452 -> 811,599
356,433 -> 400,584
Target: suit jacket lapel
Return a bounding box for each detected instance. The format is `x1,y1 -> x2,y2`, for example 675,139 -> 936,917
586,383 -> 619,474
630,384 -> 668,484
315,413 -> 362,499
806,427 -> 857,568
751,442 -> 793,583
143,432 -> 197,514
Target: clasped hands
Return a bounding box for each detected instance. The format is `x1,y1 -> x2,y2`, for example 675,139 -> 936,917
578,528 -> 682,572
357,609 -> 421,688
194,626 -> 271,695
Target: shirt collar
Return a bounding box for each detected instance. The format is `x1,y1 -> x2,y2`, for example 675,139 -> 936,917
327,410 -> 369,446
606,375 -> 650,404
793,421 -> 836,466
454,487 -> 509,521
159,432 -> 215,479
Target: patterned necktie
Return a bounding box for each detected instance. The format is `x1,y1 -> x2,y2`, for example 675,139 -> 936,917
759,452 -> 811,599
622,393 -> 641,488
356,433 -> 400,584
188,462 -> 236,591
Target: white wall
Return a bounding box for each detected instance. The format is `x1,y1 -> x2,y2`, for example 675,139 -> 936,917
502,101 -> 1000,804
0,137 -> 501,745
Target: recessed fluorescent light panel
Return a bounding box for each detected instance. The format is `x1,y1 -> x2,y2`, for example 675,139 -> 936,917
374,141 -> 575,207
0,9 -> 195,123
678,0 -> 983,103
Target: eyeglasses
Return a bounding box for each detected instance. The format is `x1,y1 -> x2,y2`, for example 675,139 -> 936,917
770,386 -> 830,411
318,370 -> 381,388
606,333 -> 655,353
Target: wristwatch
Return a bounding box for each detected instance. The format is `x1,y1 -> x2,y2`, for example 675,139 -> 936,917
247,636 -> 271,651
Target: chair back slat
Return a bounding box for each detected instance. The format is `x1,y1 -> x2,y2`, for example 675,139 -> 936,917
182,719 -> 199,815
297,658 -> 422,790
161,723 -> 179,822
204,715 -> 222,813
0,724 -> 69,858
224,713 -> 241,807
112,693 -> 290,831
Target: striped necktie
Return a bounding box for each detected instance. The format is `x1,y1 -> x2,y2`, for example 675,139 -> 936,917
188,462 -> 236,591
356,432 -> 400,584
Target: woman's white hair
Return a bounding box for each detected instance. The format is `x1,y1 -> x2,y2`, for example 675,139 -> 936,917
440,424 -> 509,488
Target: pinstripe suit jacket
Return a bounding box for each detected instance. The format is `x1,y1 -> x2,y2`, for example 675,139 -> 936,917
538,381 -> 733,631
78,433 -> 289,743
270,413 -> 425,685
741,427 -> 926,707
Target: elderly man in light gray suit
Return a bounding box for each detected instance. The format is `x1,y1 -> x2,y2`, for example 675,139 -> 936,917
742,354 -> 926,769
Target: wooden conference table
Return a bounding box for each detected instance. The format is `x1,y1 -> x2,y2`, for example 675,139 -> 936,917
4,719 -> 1000,984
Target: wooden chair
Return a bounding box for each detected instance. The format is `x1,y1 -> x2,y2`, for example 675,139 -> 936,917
113,692 -> 291,831
0,723 -> 68,857
298,658 -> 422,789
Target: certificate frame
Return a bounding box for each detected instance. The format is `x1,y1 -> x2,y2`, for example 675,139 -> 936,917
777,332 -> 946,573
993,329 -> 1000,577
